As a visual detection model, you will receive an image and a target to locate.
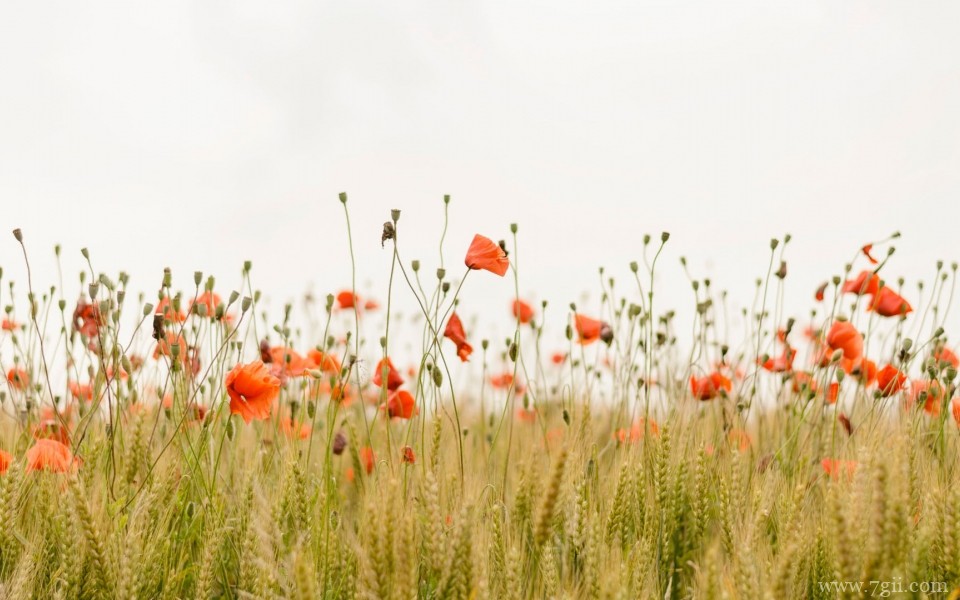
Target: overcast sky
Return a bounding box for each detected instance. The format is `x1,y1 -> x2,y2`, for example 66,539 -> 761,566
3,1 -> 960,356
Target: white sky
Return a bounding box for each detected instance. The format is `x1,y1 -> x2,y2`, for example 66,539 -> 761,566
3,1 -> 960,358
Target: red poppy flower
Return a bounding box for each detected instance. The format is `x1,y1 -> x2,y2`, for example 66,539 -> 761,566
72,299 -> 103,339
933,346 -> 960,369
155,297 -> 186,323
821,458 -> 857,481
268,346 -> 309,377
489,373 -> 514,389
840,357 -> 877,386
336,291 -> 359,310
6,368 -> 29,391
826,321 -> 863,360
512,299 -> 535,324
384,390 -> 417,419
574,314 -> 603,345
615,418 -> 659,443
443,312 -> 473,362
360,446 -> 375,474
952,398 -> 960,428
464,234 -> 509,276
1,319 -> 17,332
401,446 -> 416,464
372,357 -> 404,391
225,360 -> 281,424
907,380 -> 943,416
153,330 -> 187,362
190,291 -> 222,317
306,349 -> 342,375
759,346 -> 795,373
861,244 -> 879,265
689,372 -> 732,401
550,352 -> 566,365
875,365 -> 907,396
867,287 -> 912,318
516,407 -> 537,423
841,271 -> 880,296
0,450 -> 11,475
33,419 -> 70,445
280,417 -> 311,440
26,439 -> 77,473
68,381 -> 93,402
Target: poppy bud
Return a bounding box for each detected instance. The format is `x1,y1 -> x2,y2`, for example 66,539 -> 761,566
332,431 -> 347,455
242,296 -> 252,312
784,233 -> 792,244
661,232 -> 670,243
510,223 -> 518,234
195,304 -> 207,317
443,194 -> 450,204
565,324 -> 572,340
481,339 -> 489,350
835,370 -> 844,383
243,260 -> 252,273
509,343 -> 518,362
89,283 -> 99,300
411,260 -> 420,272
442,282 -> 450,293
226,418 -> 236,440
58,299 -> 66,311
629,261 -> 638,273
391,209 -> 401,223
81,247 -> 90,259
432,367 -> 443,388
643,234 -> 651,245
934,327 -> 945,338
339,192 -> 348,204
163,269 -> 172,287
600,323 -> 614,345
437,268 -> 446,280
228,290 -> 239,306
307,401 -> 317,419
831,349 -> 843,363
143,303 -> 154,317
947,367 -> 958,382
775,261 -> 787,279
769,238 -> 779,250
193,271 -> 202,286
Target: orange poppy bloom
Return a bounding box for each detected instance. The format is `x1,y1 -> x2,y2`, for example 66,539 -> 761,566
155,297 -> 186,323
306,349 -> 342,375
907,380 -> 943,416
191,291 -> 222,318
443,312 -> 473,362
363,298 -> 380,311
280,417 -> 311,440
861,244 -> 879,264
822,458 -> 857,481
615,418 -> 659,443
1,319 -> 17,332
875,365 -> 907,396
551,352 -> 566,365
153,331 -> 187,361
868,287 -> 912,318
728,429 -> 752,451
759,346 -> 795,373
952,398 -> 960,428
841,270 -> 881,296
26,439 -> 77,473
464,234 -> 509,276
689,372 -> 732,401
791,371 -> 837,402
360,446 -> 375,474
401,446 -> 416,464
6,368 -> 29,391
68,381 -> 93,402
574,314 -> 604,345
516,407 -> 537,423
826,321 -> 863,360
371,357 -> 404,391
512,299 -> 535,324
489,373 -> 514,389
840,357 -> 877,386
336,291 -> 359,310
268,346 -> 310,377
72,299 -> 103,339
933,346 -> 960,369
225,360 -> 281,424
384,389 -> 417,419
0,450 -> 11,474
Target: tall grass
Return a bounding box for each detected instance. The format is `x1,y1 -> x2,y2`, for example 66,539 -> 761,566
0,207 -> 958,599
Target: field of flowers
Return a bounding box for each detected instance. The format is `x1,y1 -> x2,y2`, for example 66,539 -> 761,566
2,195 -> 960,599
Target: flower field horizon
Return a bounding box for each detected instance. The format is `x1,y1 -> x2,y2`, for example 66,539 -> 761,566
3,196 -> 960,599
